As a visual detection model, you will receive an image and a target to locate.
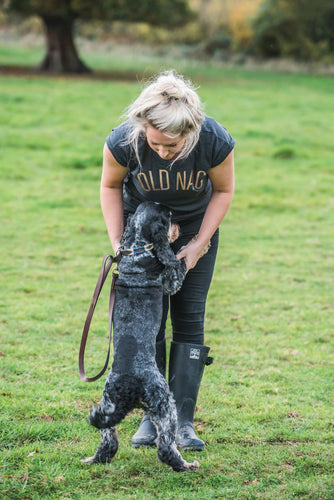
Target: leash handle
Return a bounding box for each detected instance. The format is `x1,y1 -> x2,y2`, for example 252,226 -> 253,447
79,254 -> 119,382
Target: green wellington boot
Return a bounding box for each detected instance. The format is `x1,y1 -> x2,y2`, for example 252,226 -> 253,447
169,341 -> 213,451
131,339 -> 166,447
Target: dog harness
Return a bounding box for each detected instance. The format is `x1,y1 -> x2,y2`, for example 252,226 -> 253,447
117,243 -> 154,257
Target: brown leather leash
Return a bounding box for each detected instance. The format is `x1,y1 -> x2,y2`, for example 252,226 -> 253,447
78,254 -> 120,382
79,243 -> 155,382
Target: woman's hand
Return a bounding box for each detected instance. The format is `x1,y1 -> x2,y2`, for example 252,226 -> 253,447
112,241 -> 122,255
176,238 -> 208,271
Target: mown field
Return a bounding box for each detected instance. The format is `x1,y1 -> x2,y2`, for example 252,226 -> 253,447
0,46 -> 333,499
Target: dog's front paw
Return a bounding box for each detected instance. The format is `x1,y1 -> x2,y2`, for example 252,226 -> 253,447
162,259 -> 186,295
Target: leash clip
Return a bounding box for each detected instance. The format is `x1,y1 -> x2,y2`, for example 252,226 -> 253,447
114,249 -> 123,263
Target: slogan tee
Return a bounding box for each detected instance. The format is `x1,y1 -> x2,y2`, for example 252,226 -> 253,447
106,115 -> 235,222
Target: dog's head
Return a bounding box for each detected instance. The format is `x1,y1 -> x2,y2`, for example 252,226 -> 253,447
120,202 -> 186,294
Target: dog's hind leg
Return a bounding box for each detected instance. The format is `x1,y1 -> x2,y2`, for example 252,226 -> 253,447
143,377 -> 199,472
89,372 -> 140,430
81,427 -> 118,464
155,414 -> 200,472
82,373 -> 141,465
82,386 -> 122,464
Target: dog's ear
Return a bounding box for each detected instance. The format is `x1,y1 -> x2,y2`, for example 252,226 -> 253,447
149,221 -> 179,266
162,258 -> 187,295
154,238 -> 179,266
148,215 -> 186,293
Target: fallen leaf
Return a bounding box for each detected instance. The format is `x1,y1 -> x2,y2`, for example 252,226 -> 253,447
287,411 -> 301,419
243,479 -> 259,485
74,399 -> 92,411
282,461 -> 294,470
40,414 -> 54,422
20,472 -> 29,483
27,450 -> 39,457
54,475 -> 66,484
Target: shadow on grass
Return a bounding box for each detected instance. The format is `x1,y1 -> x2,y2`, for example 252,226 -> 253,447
0,64 -> 148,81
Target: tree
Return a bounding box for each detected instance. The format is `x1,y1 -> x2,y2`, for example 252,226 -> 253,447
252,0 -> 334,60
2,0 -> 194,73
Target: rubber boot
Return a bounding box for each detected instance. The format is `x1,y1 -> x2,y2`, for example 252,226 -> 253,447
169,341 -> 213,451
131,339 -> 166,447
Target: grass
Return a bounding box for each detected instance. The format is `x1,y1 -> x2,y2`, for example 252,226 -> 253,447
0,44 -> 334,499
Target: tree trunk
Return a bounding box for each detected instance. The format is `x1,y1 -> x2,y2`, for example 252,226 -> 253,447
38,16 -> 91,73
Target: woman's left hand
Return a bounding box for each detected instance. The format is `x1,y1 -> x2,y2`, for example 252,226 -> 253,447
176,239 -> 206,271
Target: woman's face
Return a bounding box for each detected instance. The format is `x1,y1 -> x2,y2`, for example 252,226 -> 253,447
145,126 -> 185,160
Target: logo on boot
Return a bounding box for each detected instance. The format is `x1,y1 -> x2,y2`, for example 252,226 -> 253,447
189,348 -> 200,360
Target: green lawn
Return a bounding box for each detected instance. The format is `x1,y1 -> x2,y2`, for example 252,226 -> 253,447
0,47 -> 333,499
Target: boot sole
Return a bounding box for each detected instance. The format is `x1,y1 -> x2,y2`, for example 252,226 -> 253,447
131,441 -> 157,448
178,444 -> 206,451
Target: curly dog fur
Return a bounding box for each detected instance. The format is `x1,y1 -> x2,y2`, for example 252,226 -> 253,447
82,201 -> 199,472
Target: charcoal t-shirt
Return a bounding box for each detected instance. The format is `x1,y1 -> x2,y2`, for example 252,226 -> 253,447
106,115 -> 235,222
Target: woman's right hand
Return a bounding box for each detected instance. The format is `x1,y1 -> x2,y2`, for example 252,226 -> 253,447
112,241 -> 122,255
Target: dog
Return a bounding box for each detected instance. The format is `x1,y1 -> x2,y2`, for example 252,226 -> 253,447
81,201 -> 199,472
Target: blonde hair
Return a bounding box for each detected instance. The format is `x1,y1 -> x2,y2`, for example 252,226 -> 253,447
124,70 -> 204,166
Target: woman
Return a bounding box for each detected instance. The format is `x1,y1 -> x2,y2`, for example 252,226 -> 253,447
100,70 -> 235,451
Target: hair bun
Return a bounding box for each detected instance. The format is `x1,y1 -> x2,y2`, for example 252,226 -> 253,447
161,91 -> 181,102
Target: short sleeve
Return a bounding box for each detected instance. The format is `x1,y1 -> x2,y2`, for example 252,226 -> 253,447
211,122 -> 235,167
105,121 -> 132,168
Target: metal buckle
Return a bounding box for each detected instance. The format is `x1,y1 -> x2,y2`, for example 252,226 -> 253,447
114,250 -> 123,263
133,246 -> 145,255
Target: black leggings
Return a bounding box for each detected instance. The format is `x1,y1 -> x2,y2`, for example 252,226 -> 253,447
157,217 -> 219,346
